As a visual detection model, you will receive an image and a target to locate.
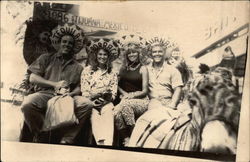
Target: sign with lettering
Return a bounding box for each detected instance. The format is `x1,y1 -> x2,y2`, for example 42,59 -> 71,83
42,8 -> 141,33
23,2 -> 80,65
204,16 -> 237,40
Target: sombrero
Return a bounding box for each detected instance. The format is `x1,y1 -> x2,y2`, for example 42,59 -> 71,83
50,23 -> 85,54
146,36 -> 178,50
86,38 -> 120,61
116,34 -> 147,51
116,34 -> 153,65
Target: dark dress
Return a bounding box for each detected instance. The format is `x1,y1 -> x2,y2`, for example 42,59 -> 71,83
119,65 -> 143,93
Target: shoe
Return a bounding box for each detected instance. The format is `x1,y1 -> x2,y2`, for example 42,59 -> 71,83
123,137 -> 130,147
97,139 -> 105,145
33,131 -> 48,143
60,138 -> 74,145
33,134 -> 39,143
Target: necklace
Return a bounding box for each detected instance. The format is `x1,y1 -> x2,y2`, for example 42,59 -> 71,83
152,63 -> 164,79
128,63 -> 140,71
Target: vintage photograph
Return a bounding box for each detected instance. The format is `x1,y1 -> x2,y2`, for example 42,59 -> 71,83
1,1 -> 249,161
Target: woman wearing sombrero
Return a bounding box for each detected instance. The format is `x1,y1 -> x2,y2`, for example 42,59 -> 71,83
75,38 -> 119,146
113,35 -> 149,146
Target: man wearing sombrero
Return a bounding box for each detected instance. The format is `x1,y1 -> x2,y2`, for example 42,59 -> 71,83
129,36 -> 184,147
146,37 -> 184,109
20,24 -> 90,144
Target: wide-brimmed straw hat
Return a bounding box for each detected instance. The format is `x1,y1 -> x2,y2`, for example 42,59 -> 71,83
86,38 -> 120,61
116,34 -> 147,51
50,23 -> 85,54
146,36 -> 178,50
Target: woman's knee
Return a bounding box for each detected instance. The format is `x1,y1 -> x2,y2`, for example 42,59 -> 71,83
120,106 -> 134,118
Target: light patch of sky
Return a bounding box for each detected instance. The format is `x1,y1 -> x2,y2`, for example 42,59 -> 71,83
78,1 -> 248,58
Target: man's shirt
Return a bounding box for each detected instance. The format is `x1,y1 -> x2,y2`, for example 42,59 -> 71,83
28,53 -> 83,93
147,62 -> 183,100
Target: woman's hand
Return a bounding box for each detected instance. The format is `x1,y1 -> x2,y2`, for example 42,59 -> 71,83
122,93 -> 135,99
90,88 -> 107,99
91,92 -> 102,100
113,105 -> 123,115
93,97 -> 109,107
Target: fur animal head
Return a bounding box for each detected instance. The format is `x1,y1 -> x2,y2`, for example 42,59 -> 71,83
187,71 -> 241,154
188,70 -> 240,127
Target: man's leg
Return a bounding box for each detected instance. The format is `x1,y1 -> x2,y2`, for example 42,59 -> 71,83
60,96 -> 93,144
20,92 -> 54,142
19,122 -> 33,142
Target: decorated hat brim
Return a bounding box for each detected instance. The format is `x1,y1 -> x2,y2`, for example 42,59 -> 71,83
50,23 -> 85,54
86,38 -> 120,61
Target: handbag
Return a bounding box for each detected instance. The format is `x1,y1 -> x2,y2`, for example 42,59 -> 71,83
42,95 -> 79,131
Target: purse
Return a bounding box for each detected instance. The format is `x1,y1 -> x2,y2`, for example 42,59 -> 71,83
42,95 -> 79,131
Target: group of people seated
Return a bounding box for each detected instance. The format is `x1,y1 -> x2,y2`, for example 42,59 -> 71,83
19,23 -> 239,151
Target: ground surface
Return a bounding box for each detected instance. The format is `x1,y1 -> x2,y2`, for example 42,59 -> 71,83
1,102 -> 24,141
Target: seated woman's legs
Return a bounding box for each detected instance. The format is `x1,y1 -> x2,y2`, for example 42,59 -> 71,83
114,99 -> 149,146
91,103 -> 114,146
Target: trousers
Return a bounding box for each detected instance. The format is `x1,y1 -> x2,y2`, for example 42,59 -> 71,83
21,92 -> 92,143
73,96 -> 114,146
